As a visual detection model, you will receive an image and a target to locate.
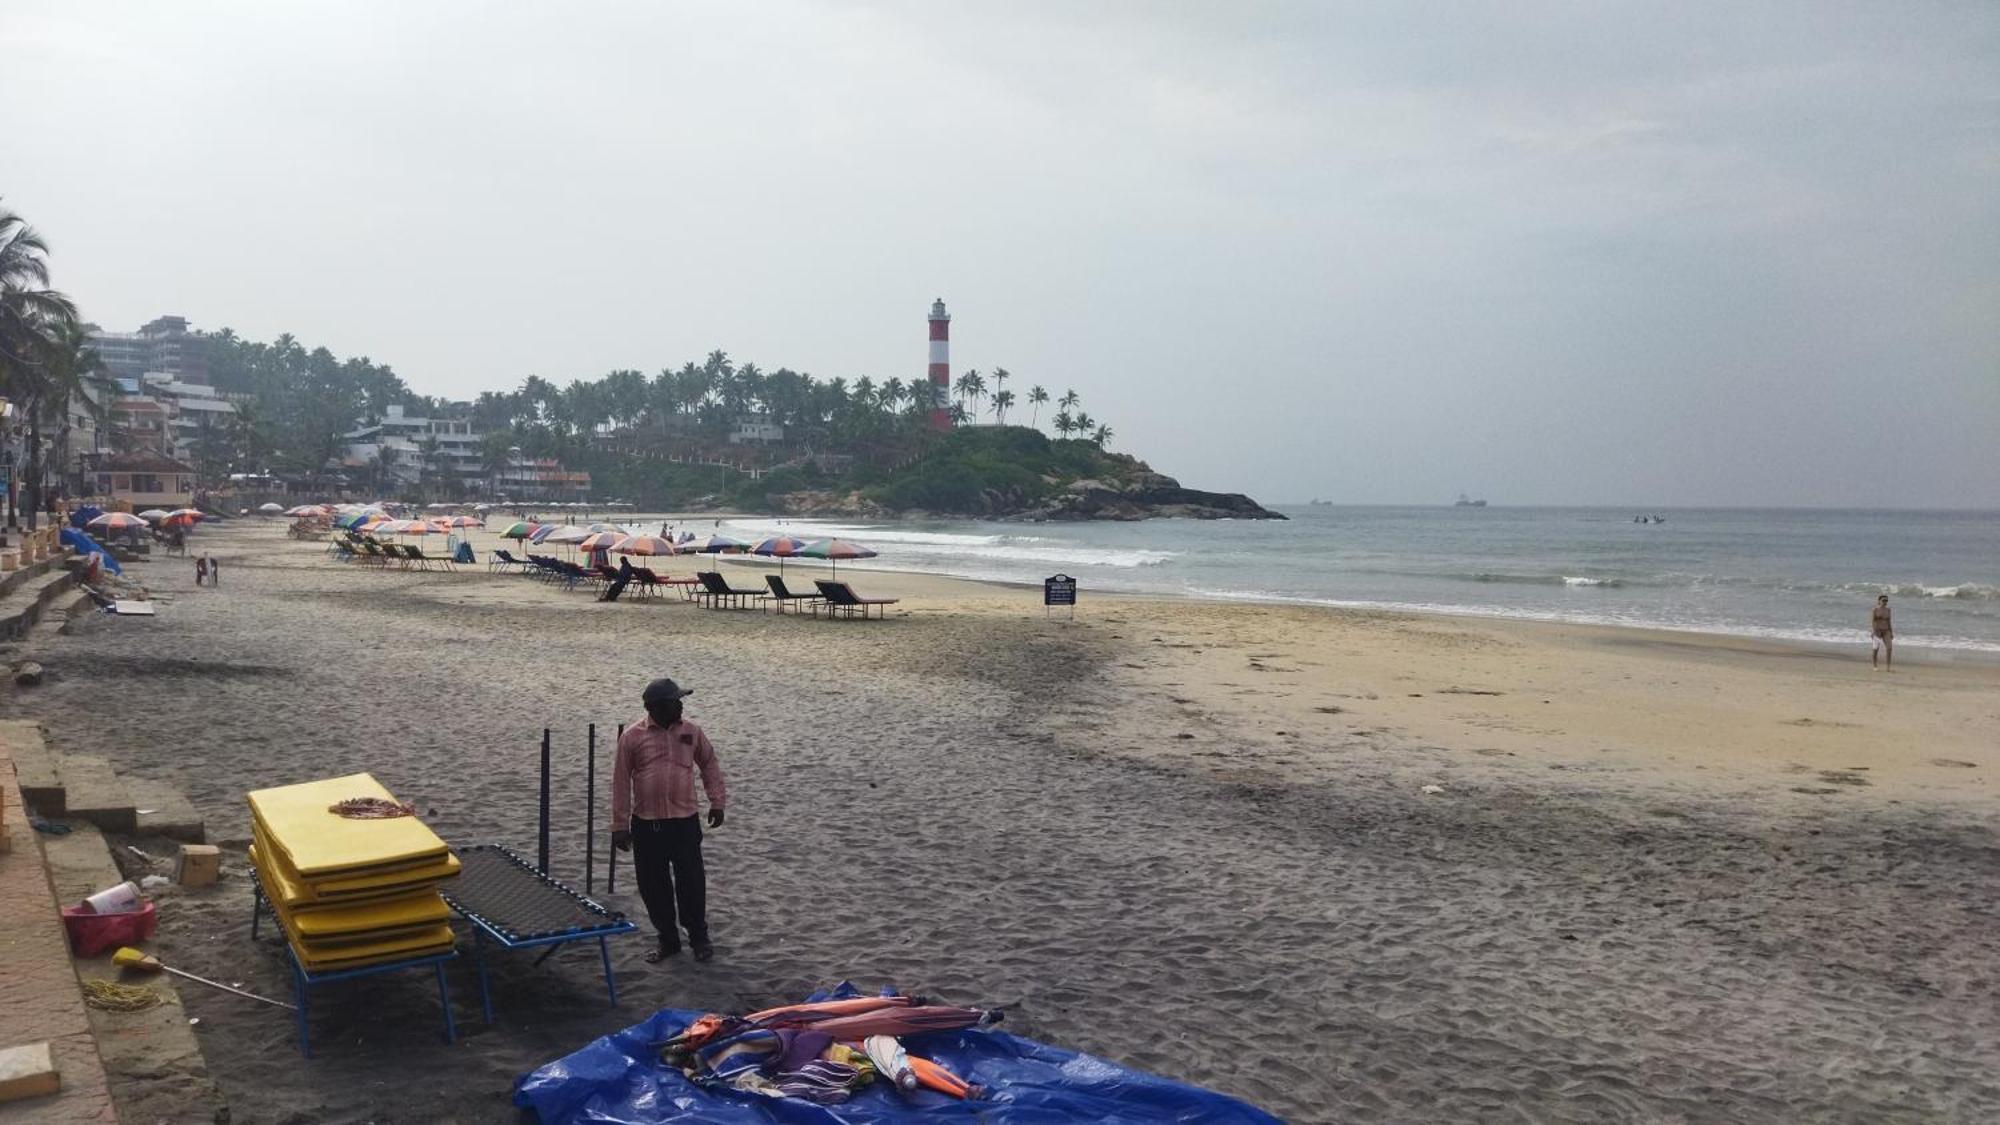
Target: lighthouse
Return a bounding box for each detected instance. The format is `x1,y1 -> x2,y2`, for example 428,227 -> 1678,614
927,297 -> 951,432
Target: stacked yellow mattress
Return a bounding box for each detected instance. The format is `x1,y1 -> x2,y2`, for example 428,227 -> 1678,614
247,773 -> 459,972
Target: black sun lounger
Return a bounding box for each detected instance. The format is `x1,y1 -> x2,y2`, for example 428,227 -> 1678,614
811,579 -> 898,620
695,571 -> 768,610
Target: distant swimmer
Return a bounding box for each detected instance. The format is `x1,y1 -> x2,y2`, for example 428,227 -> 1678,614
1871,594 -> 1894,669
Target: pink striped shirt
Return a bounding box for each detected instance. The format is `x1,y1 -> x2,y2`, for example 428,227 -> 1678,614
612,716 -> 727,828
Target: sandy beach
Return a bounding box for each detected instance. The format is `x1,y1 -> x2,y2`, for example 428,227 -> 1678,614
10,520 -> 2000,1122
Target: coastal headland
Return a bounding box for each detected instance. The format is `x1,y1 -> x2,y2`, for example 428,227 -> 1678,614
7,520 -> 1997,1122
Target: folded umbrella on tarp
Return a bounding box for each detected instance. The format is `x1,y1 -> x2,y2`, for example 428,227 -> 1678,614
514,981 -> 1281,1124
60,528 -> 122,576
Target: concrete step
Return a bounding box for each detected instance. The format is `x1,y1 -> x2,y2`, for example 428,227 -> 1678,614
0,558 -> 78,644
0,720 -> 62,816
39,824 -> 227,1124
52,755 -> 133,835
124,777 -> 205,844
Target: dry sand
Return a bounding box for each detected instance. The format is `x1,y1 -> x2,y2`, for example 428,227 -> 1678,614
7,521 -> 1999,1123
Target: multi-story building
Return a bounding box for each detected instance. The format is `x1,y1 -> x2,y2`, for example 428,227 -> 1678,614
341,404 -> 486,492
139,372 -> 234,457
490,453 -> 592,503
86,315 -> 209,384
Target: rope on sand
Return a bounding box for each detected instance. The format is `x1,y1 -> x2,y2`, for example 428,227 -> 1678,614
83,978 -> 166,1011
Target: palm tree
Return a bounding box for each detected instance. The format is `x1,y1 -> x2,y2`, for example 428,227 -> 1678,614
990,388 -> 1014,424
1053,411 -> 1075,438
0,203 -> 77,397
962,369 -> 987,420
23,319 -> 103,524
953,369 -> 979,415
1058,388 -> 1081,416
1091,424 -> 1113,448
1073,412 -> 1095,440
880,377 -> 906,412
1027,385 -> 1050,430
948,402 -> 970,427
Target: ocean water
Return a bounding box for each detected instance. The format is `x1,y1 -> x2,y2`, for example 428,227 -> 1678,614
701,507 -> 2000,654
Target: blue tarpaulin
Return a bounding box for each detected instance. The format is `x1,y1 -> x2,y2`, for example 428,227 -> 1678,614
60,528 -> 121,576
514,984 -> 1281,1124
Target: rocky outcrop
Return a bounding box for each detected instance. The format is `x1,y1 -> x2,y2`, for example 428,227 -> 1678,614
1012,474 -> 1285,522
774,474 -> 1284,522
771,490 -> 896,519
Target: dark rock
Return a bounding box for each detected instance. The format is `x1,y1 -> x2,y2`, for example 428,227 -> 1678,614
14,661 -> 44,686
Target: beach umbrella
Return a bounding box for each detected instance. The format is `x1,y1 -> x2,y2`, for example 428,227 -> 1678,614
586,522 -> 622,533
437,515 -> 482,529
751,535 -> 810,575
161,510 -> 205,530
528,524 -> 561,544
691,534 -> 749,554
799,537 -> 877,577
576,531 -> 624,551
87,512 -> 148,532
258,502 -> 284,514
498,521 -> 538,540
137,509 -> 170,522
541,525 -> 591,544
611,535 -> 678,557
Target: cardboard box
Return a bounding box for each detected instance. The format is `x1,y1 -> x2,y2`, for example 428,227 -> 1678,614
175,844 -> 221,888
0,1041 -> 59,1104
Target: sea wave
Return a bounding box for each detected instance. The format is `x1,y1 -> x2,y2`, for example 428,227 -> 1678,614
1464,572 -> 1624,589
1841,582 -> 2000,601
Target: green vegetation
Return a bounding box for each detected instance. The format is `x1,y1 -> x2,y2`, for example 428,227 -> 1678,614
2,200 -> 1130,515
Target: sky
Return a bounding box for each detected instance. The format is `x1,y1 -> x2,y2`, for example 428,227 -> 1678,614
4,1 -> 1996,507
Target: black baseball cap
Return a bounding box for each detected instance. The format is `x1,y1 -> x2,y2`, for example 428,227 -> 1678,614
643,678 -> 693,706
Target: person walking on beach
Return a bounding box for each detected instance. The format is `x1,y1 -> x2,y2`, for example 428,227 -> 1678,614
612,677 -> 726,963
194,554 -> 208,586
1871,595 -> 1893,669
206,553 -> 219,587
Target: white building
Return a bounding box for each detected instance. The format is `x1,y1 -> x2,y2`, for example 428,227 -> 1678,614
728,413 -> 785,446
138,372 -> 235,457
342,404 -> 485,490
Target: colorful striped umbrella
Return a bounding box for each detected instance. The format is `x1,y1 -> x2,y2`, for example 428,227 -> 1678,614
499,521 -> 539,540
799,538 -> 877,576
87,512 -> 148,532
690,534 -> 749,554
751,535 -> 810,574
540,525 -> 591,544
577,531 -> 624,551
610,535 -> 678,557
437,515 -> 483,529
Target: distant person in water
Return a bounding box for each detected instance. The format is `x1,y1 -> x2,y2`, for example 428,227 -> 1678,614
1871,595 -> 1893,669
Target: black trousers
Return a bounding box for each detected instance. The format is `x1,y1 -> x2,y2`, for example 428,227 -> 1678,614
631,814 -> 707,945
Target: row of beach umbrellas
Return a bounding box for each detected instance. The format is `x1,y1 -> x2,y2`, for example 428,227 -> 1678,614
87,508 -> 208,532
496,523 -> 876,573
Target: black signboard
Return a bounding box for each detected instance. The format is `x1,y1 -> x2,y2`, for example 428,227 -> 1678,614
1044,573 -> 1077,617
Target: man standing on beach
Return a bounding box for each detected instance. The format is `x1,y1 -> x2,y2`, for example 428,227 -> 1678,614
1871,595 -> 1893,669
611,678 -> 726,963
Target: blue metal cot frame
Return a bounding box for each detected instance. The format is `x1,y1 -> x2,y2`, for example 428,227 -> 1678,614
439,844 -> 637,1024
251,881 -> 458,1057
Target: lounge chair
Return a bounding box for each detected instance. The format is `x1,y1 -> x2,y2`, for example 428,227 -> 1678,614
634,566 -> 700,600
811,579 -> 898,620
765,574 -> 823,614
490,549 -> 526,573
695,571 -> 768,610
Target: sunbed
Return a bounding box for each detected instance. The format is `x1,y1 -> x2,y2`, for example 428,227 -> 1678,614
634,566 -> 700,600
695,571 -> 768,610
811,579 -> 898,620
489,549 -> 527,573
765,574 -> 823,614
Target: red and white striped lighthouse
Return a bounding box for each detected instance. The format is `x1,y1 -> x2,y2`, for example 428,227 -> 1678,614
927,297 -> 951,432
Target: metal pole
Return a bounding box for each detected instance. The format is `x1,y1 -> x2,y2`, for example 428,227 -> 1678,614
538,728 -> 552,874
585,723 -> 596,894
607,723 -> 623,893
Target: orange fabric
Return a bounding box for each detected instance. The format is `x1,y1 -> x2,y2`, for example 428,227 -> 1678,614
908,1056 -> 971,1099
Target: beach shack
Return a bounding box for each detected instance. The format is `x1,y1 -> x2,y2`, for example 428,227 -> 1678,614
87,450 -> 196,510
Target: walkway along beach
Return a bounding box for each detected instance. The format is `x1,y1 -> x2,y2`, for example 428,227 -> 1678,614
8,519 -> 1999,1121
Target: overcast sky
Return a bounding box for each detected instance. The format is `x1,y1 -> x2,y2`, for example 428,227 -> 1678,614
5,2 -> 1995,506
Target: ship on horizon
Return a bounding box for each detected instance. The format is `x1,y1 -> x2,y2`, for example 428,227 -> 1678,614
1454,493 -> 1488,507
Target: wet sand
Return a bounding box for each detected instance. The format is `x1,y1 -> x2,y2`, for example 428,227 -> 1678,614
10,522 -> 2000,1123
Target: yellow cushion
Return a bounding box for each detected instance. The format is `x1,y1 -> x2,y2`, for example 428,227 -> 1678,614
250,846 -> 448,936
246,773 -> 450,877
252,827 -> 459,907
286,923 -> 457,972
